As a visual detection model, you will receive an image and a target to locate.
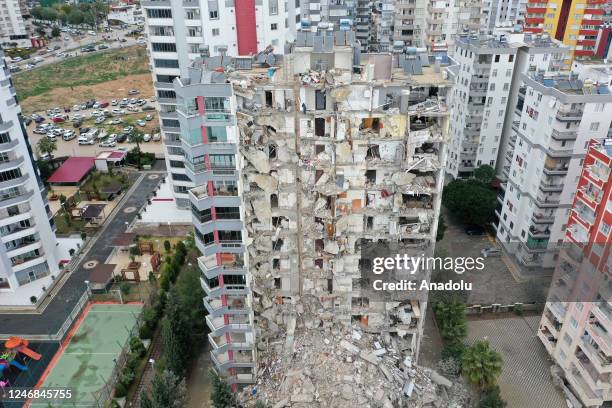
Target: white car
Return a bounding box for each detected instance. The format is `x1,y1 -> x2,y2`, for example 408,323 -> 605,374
143,133 -> 151,142
46,133 -> 57,140
72,104 -> 81,111
152,133 -> 161,142
111,108 -> 125,116
93,102 -> 101,109
137,38 -> 146,44
110,118 -> 123,125
107,134 -> 117,143
111,99 -> 118,106
136,119 -> 146,127
99,139 -> 116,147
11,57 -> 22,63
95,117 -> 106,124
145,113 -> 154,121
78,136 -> 95,145
88,30 -> 96,36
480,247 -> 502,258
90,110 -> 103,117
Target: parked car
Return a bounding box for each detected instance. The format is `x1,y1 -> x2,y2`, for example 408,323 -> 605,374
143,133 -> 151,142
123,126 -> 134,133
88,30 -> 96,36
128,89 -> 139,95
73,119 -> 83,128
33,127 -> 47,135
52,115 -> 65,123
480,247 -> 502,258
112,108 -> 124,116
99,101 -> 109,108
465,224 -> 486,236
141,105 -> 155,111
116,133 -> 128,143
63,130 -> 76,141
98,44 -> 109,50
127,105 -> 139,112
110,118 -> 123,125
145,114 -> 153,121
99,139 -> 116,147
46,132 -> 57,140
32,114 -> 45,123
72,104 -> 81,111
136,119 -> 146,127
23,117 -> 32,126
111,99 -> 118,106
11,57 -> 22,63
79,127 -> 91,135
78,135 -> 95,145
107,134 -> 117,143
95,117 -> 105,124
152,133 -> 161,142
39,152 -> 52,161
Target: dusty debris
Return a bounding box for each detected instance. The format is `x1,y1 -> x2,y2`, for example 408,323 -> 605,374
239,296 -> 471,408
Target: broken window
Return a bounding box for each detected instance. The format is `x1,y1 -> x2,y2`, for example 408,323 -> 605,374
315,239 -> 324,251
273,258 -> 280,270
366,216 -> 374,230
315,144 -> 325,154
351,297 -> 369,308
315,90 -> 326,110
315,117 -> 326,136
327,278 -> 333,293
224,274 -> 246,286
270,193 -> 279,208
265,90 -> 273,107
315,170 -> 324,183
273,238 -> 284,250
274,277 -> 281,289
269,144 -> 277,159
365,170 -> 376,184
366,145 -> 380,160
315,258 -> 323,269
359,258 -> 372,271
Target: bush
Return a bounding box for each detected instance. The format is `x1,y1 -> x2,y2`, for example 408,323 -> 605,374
163,240 -> 171,252
119,282 -> 131,295
139,324 -> 153,340
130,337 -> 146,358
442,341 -> 466,361
30,296 -> 37,304
114,381 -> 128,398
513,304 -> 524,316
479,385 -> 507,408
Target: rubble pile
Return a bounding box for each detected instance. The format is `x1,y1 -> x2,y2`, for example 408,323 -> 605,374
239,296 -> 471,408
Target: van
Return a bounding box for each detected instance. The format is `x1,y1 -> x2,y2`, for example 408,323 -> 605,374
78,135 -> 95,145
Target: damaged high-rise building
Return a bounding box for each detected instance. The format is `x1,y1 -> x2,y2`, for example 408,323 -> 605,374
174,29 -> 455,387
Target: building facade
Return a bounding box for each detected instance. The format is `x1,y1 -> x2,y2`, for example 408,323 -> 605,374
175,29 -> 455,385
538,138 -> 611,407
523,0 -> 610,64
0,54 -> 60,306
496,67 -> 612,272
142,0 -> 300,208
0,0 -> 29,48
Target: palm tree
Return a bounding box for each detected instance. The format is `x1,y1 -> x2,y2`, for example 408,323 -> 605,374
461,341 -> 503,390
128,127 -> 145,170
37,137 -> 57,159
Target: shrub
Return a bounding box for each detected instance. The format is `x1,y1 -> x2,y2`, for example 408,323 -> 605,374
119,282 -> 131,295
114,381 -> 128,398
442,341 -> 467,361
139,324 -> 153,340
80,231 -> 87,241
163,240 -> 171,252
69,248 -> 76,257
479,385 -> 507,408
30,296 -> 37,304
513,304 -> 524,316
130,337 -> 146,358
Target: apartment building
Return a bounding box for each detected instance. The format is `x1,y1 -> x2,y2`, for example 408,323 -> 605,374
0,54 -> 60,306
142,0 -> 300,208
496,67 -> 612,272
301,0 -> 355,28
481,0 -> 527,32
523,0 -> 610,63
538,138 -> 611,407
447,33 -> 568,179
0,0 -> 29,48
175,29 -> 454,385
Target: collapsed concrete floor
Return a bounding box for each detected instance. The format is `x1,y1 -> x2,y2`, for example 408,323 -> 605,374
237,295 -> 473,407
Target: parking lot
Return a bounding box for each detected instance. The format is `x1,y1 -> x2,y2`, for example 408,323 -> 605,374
437,210 -> 552,305
27,91 -> 165,158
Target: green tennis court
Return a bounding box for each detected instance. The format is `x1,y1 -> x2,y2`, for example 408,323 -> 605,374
32,303 -> 143,407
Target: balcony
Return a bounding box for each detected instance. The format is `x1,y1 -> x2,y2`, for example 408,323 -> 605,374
586,317 -> 610,356
205,314 -> 252,337
0,120 -> 14,133
208,332 -> 253,354
211,350 -> 255,373
0,156 -> 24,172
538,325 -> 558,353
0,188 -> 33,209
535,195 -> 560,208
528,227 -> 550,239
0,138 -> 18,152
556,108 -> 583,121
195,237 -> 245,257
579,337 -> 612,374
531,212 -> 555,224
200,278 -> 249,298
548,301 -> 566,320
189,184 -> 240,210
567,367 -> 604,407
551,129 -> 578,142
203,296 -> 249,317
197,254 -> 246,280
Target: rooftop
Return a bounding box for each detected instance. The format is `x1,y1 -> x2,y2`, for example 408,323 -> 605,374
47,157 -> 95,185
529,73 -> 611,95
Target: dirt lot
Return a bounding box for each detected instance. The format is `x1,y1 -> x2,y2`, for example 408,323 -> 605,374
20,73 -> 155,115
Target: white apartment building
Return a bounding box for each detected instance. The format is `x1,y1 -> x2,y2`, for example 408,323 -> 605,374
142,0 -> 300,208
174,29 -> 455,384
447,33 -> 567,179
0,54 -> 60,306
0,0 -> 28,48
496,67 -> 612,272
107,4 -> 145,26
481,0 -> 527,33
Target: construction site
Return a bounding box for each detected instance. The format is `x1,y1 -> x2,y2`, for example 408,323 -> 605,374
175,29 -> 467,406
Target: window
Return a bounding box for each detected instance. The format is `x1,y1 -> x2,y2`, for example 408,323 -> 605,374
0,168 -> 22,182
212,28 -> 220,36
169,160 -> 185,168
171,173 -> 191,182
589,122 -> 600,131
157,90 -> 176,99
563,333 -> 572,345
271,23 -> 278,30
570,317 -> 578,329
0,133 -> 9,144
209,154 -> 235,168
494,54 -> 500,62
186,9 -> 199,19
269,0 -> 278,14
154,59 -> 179,68
151,42 -> 177,52
215,207 -> 240,219
209,10 -> 218,19
559,350 -> 566,361
509,54 -> 514,62
600,222 -> 610,236
146,9 -> 172,18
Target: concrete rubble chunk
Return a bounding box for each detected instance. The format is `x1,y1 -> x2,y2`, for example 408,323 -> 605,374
359,351 -> 379,365
243,148 -> 271,173
429,370 -> 453,388
340,340 -> 360,354
252,174 -> 278,192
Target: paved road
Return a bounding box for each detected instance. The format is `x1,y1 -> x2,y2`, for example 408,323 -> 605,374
0,172 -> 163,335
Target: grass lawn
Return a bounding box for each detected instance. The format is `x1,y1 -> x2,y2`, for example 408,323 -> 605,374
80,171 -> 131,199
12,45 -> 150,100
53,209 -> 94,235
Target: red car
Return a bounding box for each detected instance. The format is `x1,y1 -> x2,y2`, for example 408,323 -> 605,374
52,116 -> 66,123
99,101 -> 109,108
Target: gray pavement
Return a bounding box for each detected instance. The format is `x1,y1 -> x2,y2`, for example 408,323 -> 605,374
467,316 -> 566,408
437,211 -> 551,305
0,172 -> 163,335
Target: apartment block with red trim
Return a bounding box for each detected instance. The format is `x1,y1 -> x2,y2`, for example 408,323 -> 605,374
142,0 -> 300,208
538,138 -> 611,407
523,0 -> 610,64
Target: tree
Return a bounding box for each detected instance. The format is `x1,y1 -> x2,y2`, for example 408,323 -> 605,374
128,128 -> 145,170
210,370 -> 235,408
474,165 -> 496,185
67,9 -> 85,27
51,26 -> 60,37
37,137 -> 57,158
442,180 -> 497,225
175,266 -> 206,334
462,341 -> 503,390
161,290 -> 191,376
163,240 -> 171,253
436,215 -> 446,242
140,370 -> 188,408
479,385 -> 507,408
433,299 -> 467,341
